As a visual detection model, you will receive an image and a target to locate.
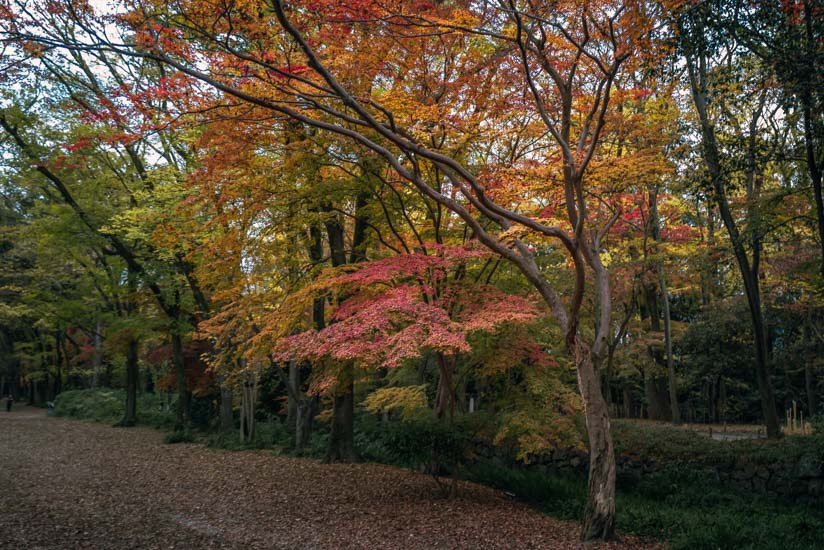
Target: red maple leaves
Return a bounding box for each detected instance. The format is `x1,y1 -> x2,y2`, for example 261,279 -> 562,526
274,246 -> 541,370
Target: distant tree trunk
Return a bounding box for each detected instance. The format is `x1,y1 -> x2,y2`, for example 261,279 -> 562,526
295,395 -> 318,454
799,0 -> 824,279
644,367 -> 669,421
325,366 -> 357,463
698,201 -> 716,306
323,206 -> 361,464
286,360 -> 299,433
121,335 -> 139,427
681,18 -> 781,437
53,331 -> 63,396
643,283 -> 661,331
278,359 -> 317,454
603,294 -> 636,411
219,373 -> 233,433
92,318 -> 103,388
239,362 -> 258,444
172,328 -> 189,432
120,267 -> 140,427
659,270 -> 681,424
433,354 -> 456,420
622,386 -> 633,418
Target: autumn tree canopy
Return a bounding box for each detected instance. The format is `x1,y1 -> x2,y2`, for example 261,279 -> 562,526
1,0 -> 822,543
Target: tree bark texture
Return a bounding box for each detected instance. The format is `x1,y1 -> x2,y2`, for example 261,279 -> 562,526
325,366 -> 357,463
576,345 -> 616,541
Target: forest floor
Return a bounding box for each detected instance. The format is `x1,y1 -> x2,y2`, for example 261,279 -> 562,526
0,406 -> 663,549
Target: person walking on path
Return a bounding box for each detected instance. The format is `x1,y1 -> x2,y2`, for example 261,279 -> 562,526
5,395 -> 13,412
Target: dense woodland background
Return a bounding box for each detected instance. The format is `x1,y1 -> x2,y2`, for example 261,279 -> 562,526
0,0 -> 823,544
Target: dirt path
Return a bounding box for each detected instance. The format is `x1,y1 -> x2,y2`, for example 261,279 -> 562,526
0,407 -> 660,549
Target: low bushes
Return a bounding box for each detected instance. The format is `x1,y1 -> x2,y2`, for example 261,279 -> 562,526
612,419 -> 824,467
53,389 -> 176,429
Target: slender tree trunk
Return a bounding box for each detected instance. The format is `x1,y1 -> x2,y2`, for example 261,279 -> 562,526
295,395 -> 317,454
219,373 -> 234,433
323,208 -> 361,463
286,360 -> 298,433
800,0 -> 824,279
279,359 -> 317,454
240,365 -> 257,444
122,335 -> 139,426
118,266 -> 140,426
743,273 -> 780,436
622,387 -> 632,418
172,329 -> 189,432
92,318 -> 103,388
659,270 -> 681,424
577,344 -> 616,541
682,30 -> 781,437
53,331 -> 63,396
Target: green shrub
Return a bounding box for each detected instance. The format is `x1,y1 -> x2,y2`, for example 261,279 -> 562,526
53,388 -> 177,429
810,413 -> 824,435
163,430 -> 195,444
612,419 -> 824,466
382,416 -> 472,471
463,461 -> 586,520
54,389 -> 126,423
206,417 -> 290,451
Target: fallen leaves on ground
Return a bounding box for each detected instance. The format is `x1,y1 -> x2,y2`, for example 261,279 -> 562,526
0,407 -> 663,549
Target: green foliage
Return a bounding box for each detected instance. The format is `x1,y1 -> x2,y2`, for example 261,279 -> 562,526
53,389 -> 175,429
381,415 -> 473,471
463,426 -> 824,550
54,389 -> 124,422
617,468 -> 824,550
612,419 -> 824,466
205,418 -> 291,451
462,461 -> 586,519
810,414 -> 824,435
163,430 -> 195,444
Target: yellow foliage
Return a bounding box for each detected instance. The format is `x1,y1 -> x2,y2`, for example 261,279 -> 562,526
362,385 -> 428,418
